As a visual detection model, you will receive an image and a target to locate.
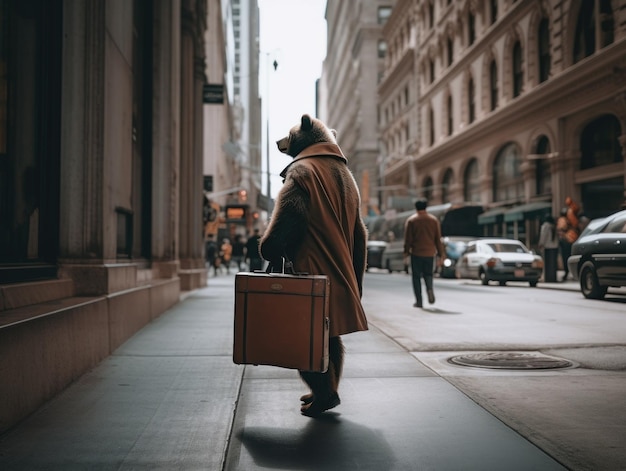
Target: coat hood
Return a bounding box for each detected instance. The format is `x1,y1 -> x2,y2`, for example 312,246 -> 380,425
280,143 -> 347,178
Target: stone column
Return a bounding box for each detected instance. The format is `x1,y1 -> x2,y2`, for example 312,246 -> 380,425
178,0 -> 207,290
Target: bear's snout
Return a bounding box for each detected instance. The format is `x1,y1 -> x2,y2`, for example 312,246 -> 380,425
276,137 -> 289,154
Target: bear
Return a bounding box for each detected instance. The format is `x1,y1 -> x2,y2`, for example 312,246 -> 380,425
259,114 -> 368,417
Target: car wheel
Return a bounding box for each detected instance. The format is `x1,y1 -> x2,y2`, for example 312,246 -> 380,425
579,262 -> 607,300
479,269 -> 489,285
529,280 -> 538,287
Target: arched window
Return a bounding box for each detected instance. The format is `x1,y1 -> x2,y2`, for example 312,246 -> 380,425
493,143 -> 524,202
580,115 -> 623,170
442,168 -> 453,203
534,135 -> 552,196
468,77 -> 475,123
422,176 -> 434,201
512,41 -> 523,97
490,60 -> 498,110
573,0 -> 614,64
538,18 -> 551,83
464,159 -> 481,202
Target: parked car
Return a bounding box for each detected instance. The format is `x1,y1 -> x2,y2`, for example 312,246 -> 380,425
381,240 -> 409,273
366,240 -> 388,271
455,238 -> 544,287
439,236 -> 476,278
567,210 -> 626,299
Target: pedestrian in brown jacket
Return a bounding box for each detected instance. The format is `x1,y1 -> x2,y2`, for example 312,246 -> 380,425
403,198 -> 445,308
259,114 -> 368,417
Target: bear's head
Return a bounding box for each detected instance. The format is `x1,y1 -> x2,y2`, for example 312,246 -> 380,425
276,114 -> 337,158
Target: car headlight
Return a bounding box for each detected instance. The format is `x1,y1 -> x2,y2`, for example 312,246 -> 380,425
443,258 -> 452,267
532,258 -> 544,269
486,257 -> 501,268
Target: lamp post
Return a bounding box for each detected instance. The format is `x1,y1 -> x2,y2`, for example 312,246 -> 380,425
264,55 -> 278,202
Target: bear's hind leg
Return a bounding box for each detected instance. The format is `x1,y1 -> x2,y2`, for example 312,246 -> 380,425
299,337 -> 344,417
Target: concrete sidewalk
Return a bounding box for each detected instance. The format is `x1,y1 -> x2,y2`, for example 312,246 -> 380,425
0,274 -> 603,470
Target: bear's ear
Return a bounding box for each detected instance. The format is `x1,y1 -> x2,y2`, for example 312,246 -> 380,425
330,129 -> 337,139
301,114 -> 313,131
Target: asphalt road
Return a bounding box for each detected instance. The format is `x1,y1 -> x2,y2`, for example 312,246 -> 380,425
362,271 -> 626,471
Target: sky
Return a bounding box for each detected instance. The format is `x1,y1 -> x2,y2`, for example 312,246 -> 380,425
258,0 -> 328,198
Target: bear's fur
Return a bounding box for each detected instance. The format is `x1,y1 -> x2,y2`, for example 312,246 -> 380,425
261,114 -> 368,417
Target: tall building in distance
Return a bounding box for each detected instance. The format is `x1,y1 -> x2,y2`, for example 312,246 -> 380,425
203,0 -> 262,240
321,0 -> 396,217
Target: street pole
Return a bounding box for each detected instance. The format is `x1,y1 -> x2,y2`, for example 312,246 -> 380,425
265,55 -> 278,202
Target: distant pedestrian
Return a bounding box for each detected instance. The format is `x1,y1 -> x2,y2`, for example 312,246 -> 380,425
231,235 -> 245,271
403,198 -> 445,308
205,235 -> 219,276
245,229 -> 263,271
538,215 -> 559,282
220,238 -> 233,274
557,196 -> 581,281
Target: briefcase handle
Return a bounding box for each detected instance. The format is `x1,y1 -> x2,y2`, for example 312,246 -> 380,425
266,254 -> 301,275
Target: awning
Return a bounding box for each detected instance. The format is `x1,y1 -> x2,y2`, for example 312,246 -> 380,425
478,207 -> 508,225
503,202 -> 552,222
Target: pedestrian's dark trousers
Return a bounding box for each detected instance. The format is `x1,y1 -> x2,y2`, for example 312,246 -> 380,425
543,248 -> 558,282
411,255 -> 434,304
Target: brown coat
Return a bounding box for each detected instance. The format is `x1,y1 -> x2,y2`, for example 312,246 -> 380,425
403,211 -> 445,258
259,143 -> 368,337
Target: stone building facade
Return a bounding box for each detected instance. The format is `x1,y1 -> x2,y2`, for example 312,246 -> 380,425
0,0 -> 210,433
378,0 -> 626,247
322,0 -> 396,216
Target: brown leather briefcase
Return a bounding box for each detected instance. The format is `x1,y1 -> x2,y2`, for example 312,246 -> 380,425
233,270 -> 330,372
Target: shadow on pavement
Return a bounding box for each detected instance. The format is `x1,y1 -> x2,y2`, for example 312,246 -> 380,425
237,414 -> 397,470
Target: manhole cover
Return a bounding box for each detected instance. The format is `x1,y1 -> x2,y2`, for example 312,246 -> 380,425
448,352 -> 574,370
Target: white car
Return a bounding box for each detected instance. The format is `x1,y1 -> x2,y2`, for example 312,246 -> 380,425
455,238 -> 544,287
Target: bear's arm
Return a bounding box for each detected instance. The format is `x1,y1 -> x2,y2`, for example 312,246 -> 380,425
353,213 -> 367,297
259,170 -> 309,267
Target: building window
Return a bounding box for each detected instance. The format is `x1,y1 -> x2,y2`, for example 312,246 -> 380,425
493,143 -> 524,202
490,60 -> 498,110
538,18 -> 551,83
130,0 -> 154,259
428,2 -> 434,29
422,176 -> 434,201
580,114 -> 623,170
573,0 -> 614,64
429,59 -> 435,83
0,0 -> 62,281
447,37 -> 454,66
464,159 -> 481,203
490,0 -> 498,25
447,94 -> 453,136
534,136 -> 552,196
512,41 -> 523,98
442,168 -> 453,203
378,40 -> 387,58
468,11 -> 476,46
378,6 -> 392,25
468,77 -> 475,124
429,105 -> 435,146
404,86 -> 409,106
